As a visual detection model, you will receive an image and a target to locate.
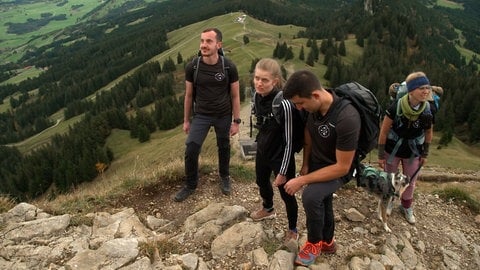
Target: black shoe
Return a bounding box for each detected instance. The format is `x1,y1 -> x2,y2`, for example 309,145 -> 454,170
174,187 -> 195,202
220,176 -> 231,195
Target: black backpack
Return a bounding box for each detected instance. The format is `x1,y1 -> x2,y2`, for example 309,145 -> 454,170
330,82 -> 383,183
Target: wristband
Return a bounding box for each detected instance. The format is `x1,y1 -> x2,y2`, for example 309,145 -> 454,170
378,144 -> 385,159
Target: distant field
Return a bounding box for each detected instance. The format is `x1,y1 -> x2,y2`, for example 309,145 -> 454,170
0,0 -> 163,63
436,0 -> 464,9
0,1 -> 100,62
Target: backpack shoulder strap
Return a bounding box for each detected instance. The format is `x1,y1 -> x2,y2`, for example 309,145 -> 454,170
272,90 -> 286,124
328,97 -> 351,128
192,56 -> 201,87
191,56 -> 201,102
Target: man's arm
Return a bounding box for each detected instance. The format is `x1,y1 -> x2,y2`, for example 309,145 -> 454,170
297,149 -> 354,183
229,81 -> 241,136
230,81 -> 240,120
284,149 -> 355,195
300,126 -> 311,176
183,81 -> 194,134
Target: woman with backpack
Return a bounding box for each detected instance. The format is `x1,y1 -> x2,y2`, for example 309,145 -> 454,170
249,58 -> 301,247
378,71 -> 434,224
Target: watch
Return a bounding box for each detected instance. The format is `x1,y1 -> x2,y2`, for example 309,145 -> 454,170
233,118 -> 241,124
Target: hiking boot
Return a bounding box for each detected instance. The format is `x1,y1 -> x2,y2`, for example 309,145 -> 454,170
174,187 -> 195,202
386,200 -> 394,216
250,208 -> 276,221
400,205 -> 416,224
284,229 -> 299,252
295,241 -> 322,266
284,229 -> 299,242
321,239 -> 337,254
220,176 -> 231,195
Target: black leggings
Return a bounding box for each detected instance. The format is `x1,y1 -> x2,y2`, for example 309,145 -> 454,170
255,152 -> 298,231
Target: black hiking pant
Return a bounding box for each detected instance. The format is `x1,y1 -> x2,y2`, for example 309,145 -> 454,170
184,114 -> 231,189
302,172 -> 343,244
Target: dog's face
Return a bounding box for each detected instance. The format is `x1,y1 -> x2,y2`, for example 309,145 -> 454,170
388,172 -> 410,197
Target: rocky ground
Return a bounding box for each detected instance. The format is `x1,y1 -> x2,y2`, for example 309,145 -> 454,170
112,169 -> 480,269
102,103 -> 480,269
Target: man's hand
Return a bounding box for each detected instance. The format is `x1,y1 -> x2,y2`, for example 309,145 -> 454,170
183,121 -> 190,134
284,177 -> 304,195
230,123 -> 239,136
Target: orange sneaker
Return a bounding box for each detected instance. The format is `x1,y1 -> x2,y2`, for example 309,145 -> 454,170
321,238 -> 337,254
294,241 -> 322,266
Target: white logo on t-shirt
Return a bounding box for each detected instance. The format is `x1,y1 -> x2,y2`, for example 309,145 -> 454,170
215,72 -> 225,81
318,125 -> 330,138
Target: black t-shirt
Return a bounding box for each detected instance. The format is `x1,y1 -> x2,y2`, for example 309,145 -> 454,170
307,91 -> 361,170
185,56 -> 239,116
385,101 -> 433,158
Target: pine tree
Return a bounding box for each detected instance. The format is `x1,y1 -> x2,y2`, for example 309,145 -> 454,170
299,45 -> 305,61
177,52 -> 183,64
285,47 -> 294,61
339,40 -> 346,56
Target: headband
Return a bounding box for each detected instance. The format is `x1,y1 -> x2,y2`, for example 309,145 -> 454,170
406,76 -> 430,92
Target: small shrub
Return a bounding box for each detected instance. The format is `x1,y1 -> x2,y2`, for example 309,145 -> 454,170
0,195 -> 16,213
70,215 -> 94,227
139,238 -> 182,262
230,164 -> 255,183
261,237 -> 281,256
56,195 -> 111,215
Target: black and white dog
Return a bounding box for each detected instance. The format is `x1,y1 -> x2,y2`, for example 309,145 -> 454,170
356,164 -> 410,232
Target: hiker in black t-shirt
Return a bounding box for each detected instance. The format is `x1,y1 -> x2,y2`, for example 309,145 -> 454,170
283,70 -> 361,267
174,28 -> 240,202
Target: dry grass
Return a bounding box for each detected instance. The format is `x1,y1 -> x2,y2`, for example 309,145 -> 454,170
0,195 -> 16,214
139,238 -> 183,262
434,187 -> 480,214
